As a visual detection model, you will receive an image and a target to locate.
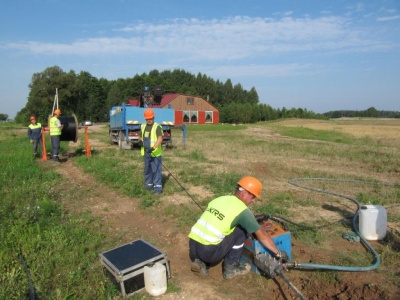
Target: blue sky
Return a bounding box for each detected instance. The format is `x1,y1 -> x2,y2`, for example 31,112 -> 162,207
1,0 -> 399,118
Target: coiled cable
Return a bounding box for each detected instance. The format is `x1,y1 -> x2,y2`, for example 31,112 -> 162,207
285,178 -> 397,271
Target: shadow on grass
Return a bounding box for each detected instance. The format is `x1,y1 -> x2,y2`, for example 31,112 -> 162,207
321,204 -> 354,222
381,229 -> 400,252
70,147 -> 99,157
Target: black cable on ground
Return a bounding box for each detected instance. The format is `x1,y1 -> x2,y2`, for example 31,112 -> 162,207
270,214 -> 353,231
162,162 -> 204,212
278,271 -> 306,300
19,253 -> 35,300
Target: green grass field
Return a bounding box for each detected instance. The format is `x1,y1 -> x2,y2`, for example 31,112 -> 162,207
0,125 -> 120,299
1,119 -> 399,299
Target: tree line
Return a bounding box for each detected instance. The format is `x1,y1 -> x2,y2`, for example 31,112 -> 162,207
14,66 -> 328,125
324,107 -> 400,118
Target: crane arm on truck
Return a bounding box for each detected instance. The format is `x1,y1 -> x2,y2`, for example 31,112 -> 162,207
139,85 -> 164,107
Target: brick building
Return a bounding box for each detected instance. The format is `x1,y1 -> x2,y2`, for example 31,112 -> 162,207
127,94 -> 219,125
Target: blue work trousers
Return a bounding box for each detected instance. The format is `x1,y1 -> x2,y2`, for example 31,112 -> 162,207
189,226 -> 246,266
32,138 -> 42,155
143,153 -> 162,193
51,135 -> 61,161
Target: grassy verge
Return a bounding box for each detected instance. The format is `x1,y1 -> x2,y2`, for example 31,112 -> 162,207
0,124 -> 119,299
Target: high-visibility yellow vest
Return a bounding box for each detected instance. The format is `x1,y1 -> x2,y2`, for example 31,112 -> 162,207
28,123 -> 42,139
188,195 -> 248,245
140,122 -> 162,157
28,123 -> 42,130
49,117 -> 61,136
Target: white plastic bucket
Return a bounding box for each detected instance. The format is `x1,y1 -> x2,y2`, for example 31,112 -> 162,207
144,262 -> 167,296
359,205 -> 387,240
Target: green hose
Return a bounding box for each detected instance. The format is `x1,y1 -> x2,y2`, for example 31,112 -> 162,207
285,178 -> 397,272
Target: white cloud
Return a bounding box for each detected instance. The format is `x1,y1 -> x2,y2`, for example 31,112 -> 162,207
379,7 -> 397,14
376,15 -> 400,22
1,15 -> 392,61
282,11 -> 293,17
346,3 -> 365,13
206,63 -> 320,78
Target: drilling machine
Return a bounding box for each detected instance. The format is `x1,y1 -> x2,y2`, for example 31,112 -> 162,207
241,214 -> 292,278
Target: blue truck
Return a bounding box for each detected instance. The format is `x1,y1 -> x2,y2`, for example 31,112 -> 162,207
109,103 -> 175,150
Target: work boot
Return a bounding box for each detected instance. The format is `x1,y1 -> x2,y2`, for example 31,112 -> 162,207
223,262 -> 251,279
191,258 -> 209,277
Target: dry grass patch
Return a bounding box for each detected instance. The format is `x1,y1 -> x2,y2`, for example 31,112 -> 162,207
277,118 -> 400,147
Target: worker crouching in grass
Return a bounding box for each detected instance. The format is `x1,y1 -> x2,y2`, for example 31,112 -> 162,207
28,116 -> 42,158
139,109 -> 163,194
188,176 -> 289,279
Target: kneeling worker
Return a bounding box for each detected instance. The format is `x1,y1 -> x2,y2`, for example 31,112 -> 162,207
188,176 -> 288,279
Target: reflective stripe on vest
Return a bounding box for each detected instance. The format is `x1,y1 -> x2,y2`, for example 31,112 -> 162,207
140,122 -> 162,157
190,227 -> 222,244
191,219 -> 226,243
49,117 -> 61,136
188,195 -> 248,245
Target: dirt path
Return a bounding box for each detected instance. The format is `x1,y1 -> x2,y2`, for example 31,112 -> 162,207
55,157 -> 236,299
48,125 -> 399,300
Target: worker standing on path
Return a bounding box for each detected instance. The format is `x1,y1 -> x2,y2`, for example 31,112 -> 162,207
188,176 -> 289,279
49,109 -> 64,162
27,116 -> 42,158
139,109 -> 163,194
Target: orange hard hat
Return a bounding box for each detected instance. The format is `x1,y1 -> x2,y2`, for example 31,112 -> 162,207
54,109 -> 62,115
144,109 -> 155,120
30,116 -> 36,121
237,176 -> 263,199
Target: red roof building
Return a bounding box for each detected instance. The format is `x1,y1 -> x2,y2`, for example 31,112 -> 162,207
127,94 -> 219,125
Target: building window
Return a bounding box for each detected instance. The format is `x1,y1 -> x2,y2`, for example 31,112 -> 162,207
205,111 -> 213,123
183,111 -> 198,123
186,97 -> 195,105
183,111 -> 190,122
190,111 -> 198,123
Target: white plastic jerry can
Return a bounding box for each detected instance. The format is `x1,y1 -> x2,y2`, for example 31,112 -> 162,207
359,205 -> 387,240
144,262 -> 167,296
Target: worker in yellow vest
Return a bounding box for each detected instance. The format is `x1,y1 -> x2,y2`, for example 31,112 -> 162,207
139,109 -> 163,194
27,116 -> 42,157
49,109 -> 64,162
188,176 -> 289,279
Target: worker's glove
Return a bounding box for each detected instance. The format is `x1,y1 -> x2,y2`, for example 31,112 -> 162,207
30,139 -> 34,144
137,141 -> 143,147
275,250 -> 289,263
146,147 -> 154,154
